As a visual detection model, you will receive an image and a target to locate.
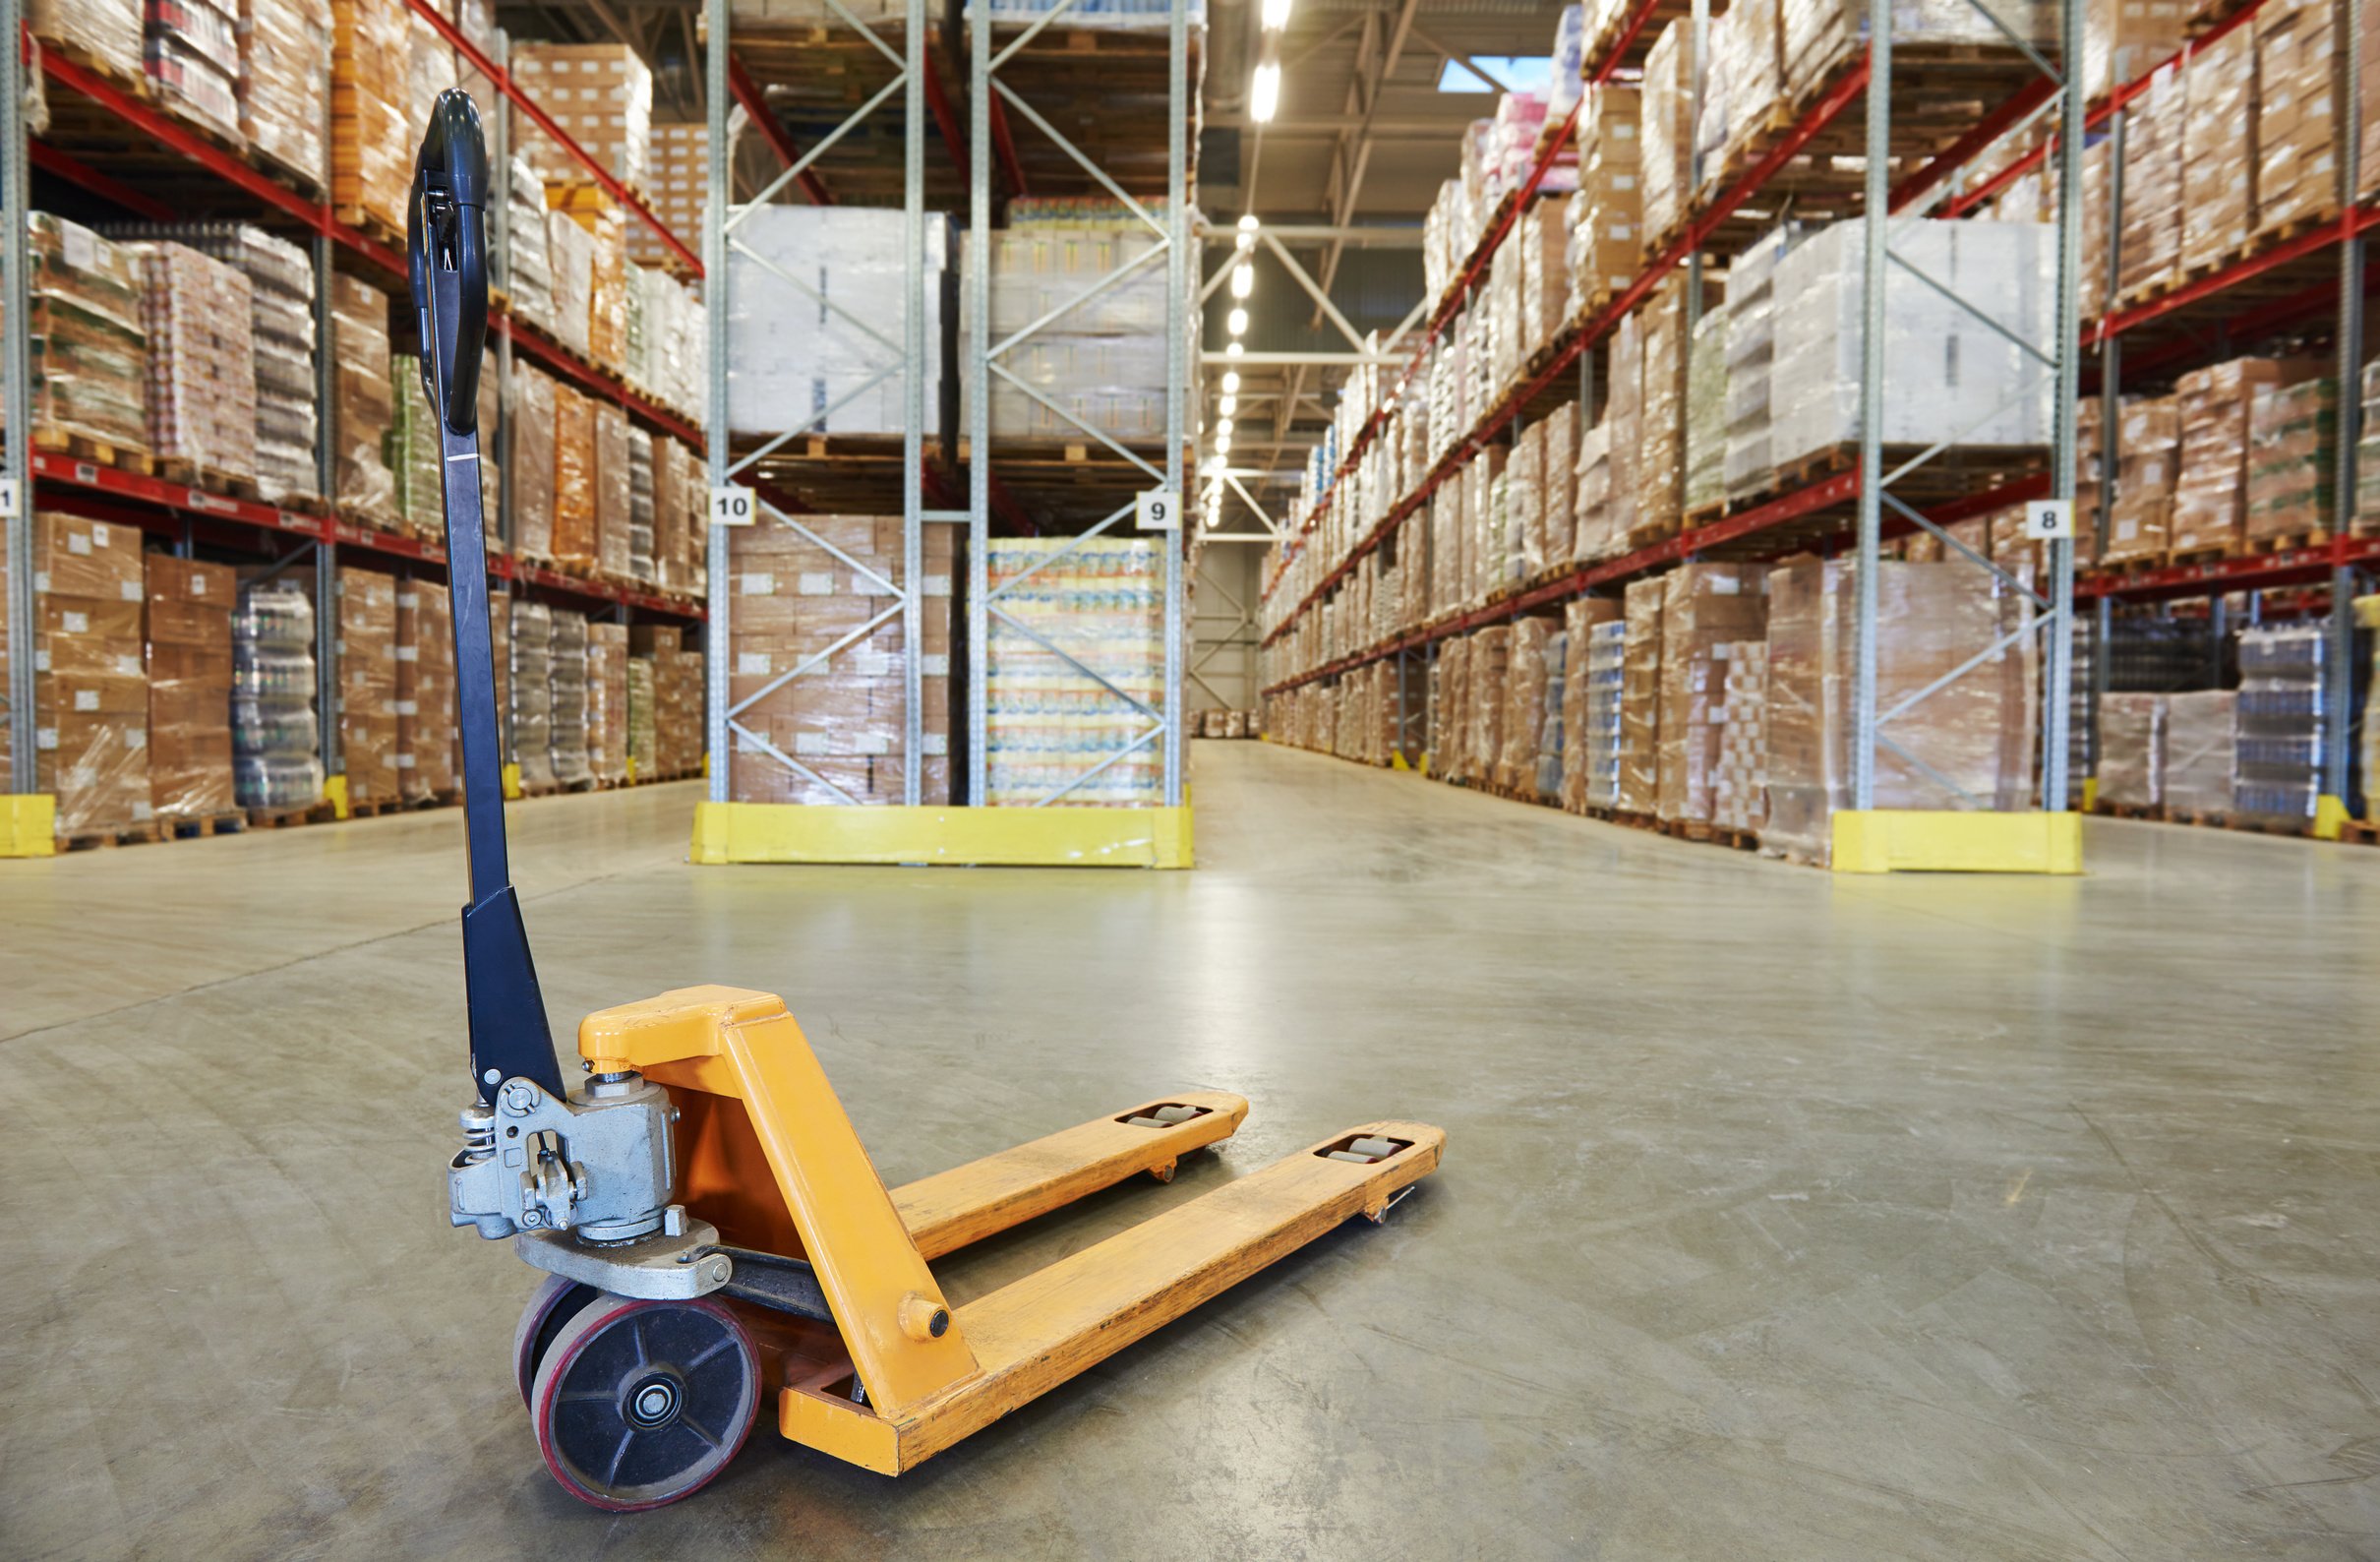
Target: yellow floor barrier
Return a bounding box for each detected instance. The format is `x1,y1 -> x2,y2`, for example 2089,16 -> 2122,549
0,794 -> 57,858
1831,810 -> 2083,874
692,802 -> 1194,869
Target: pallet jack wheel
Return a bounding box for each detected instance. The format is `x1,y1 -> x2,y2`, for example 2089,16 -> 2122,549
529,1294 -> 762,1512
512,1273 -> 602,1406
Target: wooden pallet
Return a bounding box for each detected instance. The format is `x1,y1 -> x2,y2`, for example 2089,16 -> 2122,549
334,207 -> 405,251
2242,529 -> 2331,556
246,800 -> 337,829
2092,800 -> 2165,822
159,810 -> 248,841
154,458 -> 261,500
1659,817 -> 1758,851
59,819 -> 162,851
344,796 -> 406,819
33,427 -> 153,476
2166,544 -> 2231,569
2164,807 -> 2311,837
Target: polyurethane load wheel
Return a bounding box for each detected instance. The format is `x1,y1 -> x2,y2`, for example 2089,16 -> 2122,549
529,1294 -> 762,1512
1126,1115 -> 1168,1127
1348,1136 -> 1400,1160
1151,1105 -> 1202,1125
512,1272 -> 602,1406
1327,1150 -> 1375,1164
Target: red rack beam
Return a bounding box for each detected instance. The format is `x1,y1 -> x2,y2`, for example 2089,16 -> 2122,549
920,53 -> 971,191
400,0 -> 702,273
987,95 -> 1029,199
2096,202 -> 2380,341
2079,535 -> 2380,604
729,51 -> 834,205
28,139 -> 174,220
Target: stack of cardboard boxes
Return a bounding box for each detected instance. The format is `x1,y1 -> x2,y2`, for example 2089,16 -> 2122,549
508,45 -> 654,194
1654,565 -> 1768,827
336,566 -> 400,807
728,517 -> 954,806
3,515 -> 152,841
147,555 -> 236,823
330,0 -> 409,236
395,579 -> 456,805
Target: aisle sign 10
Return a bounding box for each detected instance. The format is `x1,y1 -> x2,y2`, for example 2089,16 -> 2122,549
710,485 -> 756,527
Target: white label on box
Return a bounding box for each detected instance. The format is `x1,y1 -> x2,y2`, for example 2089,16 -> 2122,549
35,727 -> 56,751
91,524 -> 109,547
395,645 -> 418,662
854,734 -> 891,757
799,572 -> 835,596
795,732 -> 829,755
2023,499 -> 2075,540
31,571 -> 47,592
922,653 -> 949,677
121,582 -> 141,601
396,752 -> 416,768
62,611 -> 88,633
710,485 -> 756,526
33,649 -> 48,672
73,691 -> 97,712
739,571 -> 775,596
1711,576 -> 1740,593
61,223 -> 94,271
67,532 -> 91,556
394,699 -> 417,715
922,573 -> 951,596
131,802 -> 151,821
1135,488 -> 1180,532
852,573 -> 895,597
923,733 -> 948,757
127,729 -> 146,750
737,651 -> 771,676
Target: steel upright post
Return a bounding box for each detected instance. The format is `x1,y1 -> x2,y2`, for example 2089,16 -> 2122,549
2,0 -> 32,792
2042,0 -> 2085,812
1851,0 -> 1890,811
314,233 -> 341,777
1162,0 -> 1188,807
2325,0 -> 2364,818
705,0 -> 732,804
902,0 -> 925,805
968,2 -> 991,805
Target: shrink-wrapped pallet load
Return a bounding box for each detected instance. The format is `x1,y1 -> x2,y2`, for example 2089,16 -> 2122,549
2251,0 -> 2339,238
1724,225 -> 1796,502
2097,691 -> 2165,809
1655,565 -> 1768,825
1617,576 -> 1665,813
2233,623 -> 2327,825
2243,378 -> 2337,546
1683,303 -> 1729,519
2084,0 -> 2186,102
1497,619 -> 1550,795
2117,64 -> 2184,301
731,208 -> 953,440
16,216 -> 149,460
131,242 -> 258,490
551,383 -> 597,566
330,272 -> 397,525
626,652 -> 657,780
231,584 -> 322,810
146,555 -> 236,822
729,517 -> 955,807
2171,357 -> 2312,558
549,609 -> 592,788
395,579 -> 457,805
2105,393 -> 2181,565
2162,689 -> 2236,813
1760,558 -> 2038,866
511,601 -> 555,790
2,515 -> 151,841
331,0 -> 408,238
1710,641 -> 1769,833
2180,26 -> 2254,272
511,364 -> 559,560
508,44 -> 654,193
336,567 -> 400,807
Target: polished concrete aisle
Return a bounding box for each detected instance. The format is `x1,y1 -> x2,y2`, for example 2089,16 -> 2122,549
3,747 -> 2377,1561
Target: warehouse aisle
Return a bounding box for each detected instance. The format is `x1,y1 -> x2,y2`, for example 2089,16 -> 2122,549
4,749 -> 2378,1560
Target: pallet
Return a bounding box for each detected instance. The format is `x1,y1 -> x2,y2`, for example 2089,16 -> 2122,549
2243,529 -> 2330,556
58,819 -> 162,851
334,207 -> 405,250
154,458 -> 261,500
344,796 -> 406,819
2164,807 -> 2312,837
403,789 -> 464,811
158,810 -> 248,841
245,800 -> 337,829
1659,817 -> 1758,851
2091,800 -> 2165,822
33,427 -> 153,476
2166,544 -> 2231,569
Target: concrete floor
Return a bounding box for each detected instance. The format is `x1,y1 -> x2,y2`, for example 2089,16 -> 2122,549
4,743 -> 2378,1560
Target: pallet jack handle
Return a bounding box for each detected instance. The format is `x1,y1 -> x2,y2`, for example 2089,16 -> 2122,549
411,90 -> 565,1106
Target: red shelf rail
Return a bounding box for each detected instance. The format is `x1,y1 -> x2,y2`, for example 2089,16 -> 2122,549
2078,535 -> 2380,605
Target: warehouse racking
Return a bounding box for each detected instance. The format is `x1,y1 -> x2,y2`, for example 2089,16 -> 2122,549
0,0 -> 708,847
1256,0 -> 2092,871
696,0 -> 1195,865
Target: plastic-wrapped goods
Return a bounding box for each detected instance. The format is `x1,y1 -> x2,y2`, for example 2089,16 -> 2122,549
2243,378 -> 2336,545
1616,577 -> 1665,812
2161,690 -> 2235,813
505,156 -> 556,333
1576,611 -> 1625,809
1770,219 -> 2054,468
967,222 -> 1166,443
985,538 -> 1158,806
2117,64 -> 2184,301
1518,202 -> 1571,364
1432,636 -> 1468,778
1506,425 -> 1543,584
585,622 -> 628,785
2253,0 -> 2338,237
723,518 -> 956,800
1538,406 -> 1577,569
236,0 -> 326,188
632,121 -> 708,270
1607,308 -> 1644,543
153,225 -> 313,503
545,209 -> 595,360
0,515 -> 149,839
30,0 -> 142,79
1497,618 -> 1550,795
2172,357 -> 2313,557
507,44 -> 653,193
2106,393 -> 2181,564
732,208 -> 952,440
2360,598 -> 2380,820
1536,627 -> 1570,799
331,271 -> 397,524
1461,628 -> 1510,789
13,215 -> 149,456
1684,303 -> 1729,518
146,0 -> 242,142
510,364 -> 559,559
2360,363 -> 2380,528
1639,24 -> 1691,251
1786,0 -> 2051,102
1761,559 -> 2039,865
510,601 -> 555,789
2097,691 -> 2165,808
627,425 -> 657,582
2232,622 -> 2327,824
388,353 -> 443,537
652,435 -> 697,594
2076,136 -> 2112,323
129,242 -> 257,489
626,653 -> 657,780
230,584 -> 322,810
1724,224 -> 1796,501
139,555 -> 234,820
551,383 -> 597,565
728,518 -> 952,800
333,567 -> 399,806
662,647 -> 704,774
2364,9 -> 2380,204
1547,5 -> 1585,125
548,609 -> 592,788
1636,274 -> 1689,545
592,402 -> 632,577
403,8 -> 457,137
1711,0 -> 1782,188
1572,91 -> 1642,313
551,187 -> 628,372
2085,0 -> 2185,103
1573,418 -> 1614,562
1656,565 -> 1768,823
331,0 -> 408,238
2180,27 -> 2253,272
395,579 -> 456,803
1710,641 -> 1768,831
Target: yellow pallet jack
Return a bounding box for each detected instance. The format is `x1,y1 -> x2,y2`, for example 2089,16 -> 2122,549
414,92 -> 1446,1511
